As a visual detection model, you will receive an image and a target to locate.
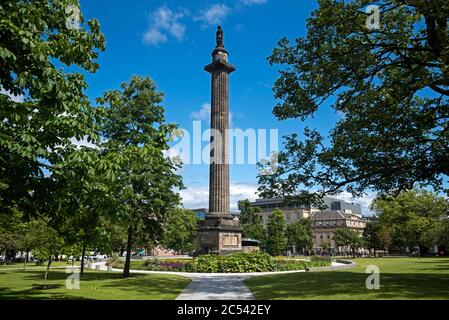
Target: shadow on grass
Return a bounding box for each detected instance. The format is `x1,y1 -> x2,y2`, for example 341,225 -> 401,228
245,270 -> 449,300
0,269 -> 190,300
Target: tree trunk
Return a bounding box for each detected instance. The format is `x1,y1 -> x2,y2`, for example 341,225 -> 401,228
44,256 -> 52,288
123,226 -> 133,278
80,241 -> 86,275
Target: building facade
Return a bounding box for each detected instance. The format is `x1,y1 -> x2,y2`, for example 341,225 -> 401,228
250,197 -> 362,228
311,210 -> 366,254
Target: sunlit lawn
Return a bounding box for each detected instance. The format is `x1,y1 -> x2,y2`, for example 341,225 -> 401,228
0,268 -> 190,300
245,257 -> 449,300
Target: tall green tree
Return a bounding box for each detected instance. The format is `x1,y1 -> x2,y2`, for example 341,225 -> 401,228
266,208 -> 287,256
372,189 -> 448,255
363,218 -> 381,256
97,76 -> 183,278
286,218 -> 312,255
237,199 -> 266,248
333,228 -> 364,258
258,0 -> 449,203
162,208 -> 198,254
0,0 -> 105,218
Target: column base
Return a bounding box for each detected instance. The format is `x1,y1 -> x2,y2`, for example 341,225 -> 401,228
197,214 -> 242,255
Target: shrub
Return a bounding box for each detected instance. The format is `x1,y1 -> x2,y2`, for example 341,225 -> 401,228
220,253 -> 277,273
106,255 -> 124,268
275,259 -> 331,271
187,254 -> 220,273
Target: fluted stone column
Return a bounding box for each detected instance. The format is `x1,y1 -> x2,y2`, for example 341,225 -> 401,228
197,26 -> 241,255
204,26 -> 235,216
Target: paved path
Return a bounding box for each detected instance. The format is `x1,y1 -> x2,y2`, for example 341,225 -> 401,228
176,276 -> 255,300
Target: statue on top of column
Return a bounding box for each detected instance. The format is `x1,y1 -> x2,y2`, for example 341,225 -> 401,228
216,26 -> 224,47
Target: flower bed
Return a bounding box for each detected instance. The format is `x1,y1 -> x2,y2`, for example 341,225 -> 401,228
107,253 -> 332,273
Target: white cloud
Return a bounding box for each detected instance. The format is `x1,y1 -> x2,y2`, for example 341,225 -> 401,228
240,0 -> 267,5
143,28 -> 168,45
1,87 -> 23,103
196,4 -> 231,26
143,7 -> 187,45
180,182 -> 258,211
190,102 -> 211,122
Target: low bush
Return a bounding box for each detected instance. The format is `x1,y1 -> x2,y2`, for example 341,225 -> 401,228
275,259 -> 331,271
106,255 -> 124,268
220,253 -> 277,273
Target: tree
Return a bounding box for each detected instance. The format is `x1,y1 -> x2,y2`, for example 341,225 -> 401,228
237,200 -> 266,248
266,209 -> 287,256
0,209 -> 24,264
163,208 -> 198,254
363,219 -> 381,256
0,0 -> 105,218
27,220 -> 64,288
377,225 -> 391,253
97,76 -> 183,278
333,228 -> 364,258
258,0 -> 449,204
372,189 -> 448,255
286,218 -> 312,255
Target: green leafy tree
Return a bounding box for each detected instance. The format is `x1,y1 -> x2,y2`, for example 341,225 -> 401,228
0,209 -> 24,264
363,218 -> 381,256
27,220 -> 65,287
0,0 -> 105,218
266,209 -> 287,256
163,208 -> 198,254
97,76 -> 183,278
286,218 -> 312,255
378,225 -> 391,252
237,200 -> 266,248
333,228 -> 364,258
372,189 -> 448,255
258,0 -> 449,203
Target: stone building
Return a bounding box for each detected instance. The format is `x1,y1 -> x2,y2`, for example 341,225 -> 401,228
250,197 -> 362,228
311,210 -> 366,254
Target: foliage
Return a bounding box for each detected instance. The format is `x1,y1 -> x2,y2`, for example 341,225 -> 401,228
372,189 -> 449,254
266,209 -> 287,256
187,254 -> 220,273
96,76 -> 183,277
333,228 -> 364,257
220,253 -> 277,273
258,0 -> 449,204
0,0 -> 106,218
287,218 -> 313,254
238,200 -> 266,248
162,208 -> 198,254
275,259 -> 330,271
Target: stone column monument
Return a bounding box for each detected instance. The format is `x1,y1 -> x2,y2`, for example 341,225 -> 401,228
197,26 -> 242,254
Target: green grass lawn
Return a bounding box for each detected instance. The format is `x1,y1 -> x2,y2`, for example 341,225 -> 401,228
0,268 -> 190,300
244,257 -> 449,300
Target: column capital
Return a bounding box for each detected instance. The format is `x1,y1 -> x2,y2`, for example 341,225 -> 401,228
204,58 -> 236,74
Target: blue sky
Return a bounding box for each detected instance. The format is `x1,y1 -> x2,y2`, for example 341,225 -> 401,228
79,0 -> 374,212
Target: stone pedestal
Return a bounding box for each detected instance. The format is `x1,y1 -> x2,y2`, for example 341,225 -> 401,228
197,214 -> 242,254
